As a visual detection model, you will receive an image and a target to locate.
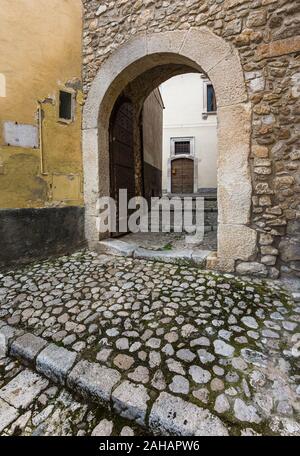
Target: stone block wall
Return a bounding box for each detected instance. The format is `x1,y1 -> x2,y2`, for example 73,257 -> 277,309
82,0 -> 300,279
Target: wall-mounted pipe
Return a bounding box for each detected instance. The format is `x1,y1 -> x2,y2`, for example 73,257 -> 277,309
37,100 -> 47,175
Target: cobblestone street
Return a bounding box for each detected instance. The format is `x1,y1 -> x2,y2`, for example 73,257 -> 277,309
0,250 -> 299,436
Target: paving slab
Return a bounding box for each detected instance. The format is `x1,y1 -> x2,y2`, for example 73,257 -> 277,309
121,229 -> 217,252
0,357 -> 147,436
97,239 -> 136,257
0,398 -> 18,433
0,369 -> 48,409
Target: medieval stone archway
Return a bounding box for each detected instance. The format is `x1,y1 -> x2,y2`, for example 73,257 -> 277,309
83,28 -> 257,272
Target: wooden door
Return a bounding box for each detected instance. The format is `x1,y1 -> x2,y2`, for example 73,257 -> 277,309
110,98 -> 135,235
171,158 -> 194,194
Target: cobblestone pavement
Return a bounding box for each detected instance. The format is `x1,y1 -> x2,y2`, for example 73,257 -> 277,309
0,250 -> 300,435
0,357 -> 146,436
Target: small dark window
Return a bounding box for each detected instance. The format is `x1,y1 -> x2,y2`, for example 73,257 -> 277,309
59,90 -> 73,121
174,141 -> 190,155
207,84 -> 217,112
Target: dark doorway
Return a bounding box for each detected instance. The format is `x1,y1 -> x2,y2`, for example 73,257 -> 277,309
109,97 -> 135,235
171,158 -> 194,194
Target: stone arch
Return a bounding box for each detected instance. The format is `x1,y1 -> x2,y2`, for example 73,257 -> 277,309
83,27 -> 257,272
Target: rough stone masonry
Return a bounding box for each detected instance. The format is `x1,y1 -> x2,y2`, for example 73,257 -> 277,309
82,0 -> 300,280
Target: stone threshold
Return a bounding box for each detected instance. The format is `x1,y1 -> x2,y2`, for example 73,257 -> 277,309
95,239 -> 213,268
0,320 -> 228,436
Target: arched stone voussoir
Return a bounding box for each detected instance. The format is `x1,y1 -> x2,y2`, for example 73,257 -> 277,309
83,33 -> 148,130
146,30 -> 188,56
82,128 -> 100,200
218,103 -> 252,225
84,27 -> 247,129
209,51 -> 247,107
181,27 -> 247,107
180,27 -> 232,72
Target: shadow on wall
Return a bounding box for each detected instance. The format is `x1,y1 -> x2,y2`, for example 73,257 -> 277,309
0,206 -> 85,268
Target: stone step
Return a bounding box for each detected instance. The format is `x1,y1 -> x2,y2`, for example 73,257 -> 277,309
133,247 -> 211,266
148,215 -> 218,231
149,225 -> 218,233
0,321 -> 228,436
151,202 -> 218,212
163,192 -> 217,199
95,239 -> 213,268
147,200 -> 218,231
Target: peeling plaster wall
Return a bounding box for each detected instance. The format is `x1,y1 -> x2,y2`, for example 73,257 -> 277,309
0,0 -> 85,265
0,0 -> 83,209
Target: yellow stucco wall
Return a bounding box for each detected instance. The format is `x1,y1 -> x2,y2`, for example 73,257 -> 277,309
0,0 -> 83,209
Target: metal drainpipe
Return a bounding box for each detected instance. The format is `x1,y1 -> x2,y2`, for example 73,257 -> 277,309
37,101 -> 47,175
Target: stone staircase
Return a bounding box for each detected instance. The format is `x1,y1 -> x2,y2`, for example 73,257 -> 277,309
96,193 -> 218,268
148,193 -> 218,233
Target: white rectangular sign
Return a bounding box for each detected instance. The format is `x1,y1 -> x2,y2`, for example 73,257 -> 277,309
4,121 -> 39,148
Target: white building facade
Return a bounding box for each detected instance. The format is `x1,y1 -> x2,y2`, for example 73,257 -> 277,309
161,73 -> 218,195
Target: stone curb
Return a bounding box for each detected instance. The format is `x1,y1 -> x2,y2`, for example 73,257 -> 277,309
0,321 -> 228,436
96,239 -> 212,268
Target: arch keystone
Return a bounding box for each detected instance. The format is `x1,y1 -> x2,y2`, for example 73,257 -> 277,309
181,27 -> 233,73
146,30 -> 188,55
